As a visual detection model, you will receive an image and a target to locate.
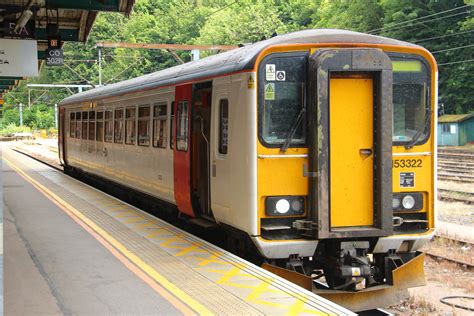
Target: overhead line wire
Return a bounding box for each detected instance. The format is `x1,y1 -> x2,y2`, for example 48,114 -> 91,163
431,43 -> 474,54
413,30 -> 474,43
370,10 -> 471,35
438,58 -> 474,66
368,4 -> 472,33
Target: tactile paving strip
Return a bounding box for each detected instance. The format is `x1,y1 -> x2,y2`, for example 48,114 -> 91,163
5,149 -> 355,316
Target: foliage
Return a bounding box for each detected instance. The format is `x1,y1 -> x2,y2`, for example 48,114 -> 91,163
1,0 -> 473,129
0,123 -> 32,136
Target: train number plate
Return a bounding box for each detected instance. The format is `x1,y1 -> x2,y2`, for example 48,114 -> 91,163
392,158 -> 422,168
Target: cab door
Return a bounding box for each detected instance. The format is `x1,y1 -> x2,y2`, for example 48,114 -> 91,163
173,84 -> 195,217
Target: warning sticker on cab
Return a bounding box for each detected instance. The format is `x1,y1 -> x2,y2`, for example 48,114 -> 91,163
265,83 -> 275,100
247,73 -> 255,89
266,64 -> 276,81
400,172 -> 415,188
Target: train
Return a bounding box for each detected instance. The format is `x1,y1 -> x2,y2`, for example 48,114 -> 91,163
59,29 -> 437,310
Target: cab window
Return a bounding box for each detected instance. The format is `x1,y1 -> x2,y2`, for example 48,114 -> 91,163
258,52 -> 306,147
391,56 -> 430,145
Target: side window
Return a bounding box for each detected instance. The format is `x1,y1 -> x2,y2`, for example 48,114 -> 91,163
104,110 -> 113,142
96,111 -> 104,142
153,103 -> 167,148
176,101 -> 189,151
170,101 -> 175,149
114,108 -> 124,144
81,111 -> 88,140
125,106 -> 136,145
69,112 -> 75,138
88,110 -> 95,140
75,112 -> 81,138
219,99 -> 229,154
138,105 -> 151,146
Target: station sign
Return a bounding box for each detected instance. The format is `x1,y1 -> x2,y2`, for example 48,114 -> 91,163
1,19 -> 35,39
45,48 -> 64,66
0,39 -> 38,77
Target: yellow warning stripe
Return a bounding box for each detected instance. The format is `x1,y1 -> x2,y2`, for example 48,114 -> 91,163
4,156 -> 213,316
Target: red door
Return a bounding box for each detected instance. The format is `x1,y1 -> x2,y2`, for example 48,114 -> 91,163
173,84 -> 195,217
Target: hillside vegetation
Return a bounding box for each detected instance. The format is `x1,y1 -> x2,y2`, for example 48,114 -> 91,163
2,0 -> 473,130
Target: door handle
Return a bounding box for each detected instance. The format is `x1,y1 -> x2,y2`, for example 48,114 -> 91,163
359,148 -> 373,156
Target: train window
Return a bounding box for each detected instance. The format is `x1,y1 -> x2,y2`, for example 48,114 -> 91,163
176,101 -> 188,151
82,111 -> 88,140
88,111 -> 95,141
114,108 -> 124,143
75,112 -> 81,138
153,103 -> 167,148
69,112 -> 75,138
259,52 -> 307,148
125,106 -> 137,145
104,110 -> 113,143
170,101 -> 175,149
391,56 -> 430,145
96,111 -> 104,142
138,106 -> 151,146
219,99 -> 229,154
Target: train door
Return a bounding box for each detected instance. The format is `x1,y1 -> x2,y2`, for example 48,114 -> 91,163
307,48 -> 393,238
58,107 -> 66,165
191,82 -> 213,219
173,84 -> 195,217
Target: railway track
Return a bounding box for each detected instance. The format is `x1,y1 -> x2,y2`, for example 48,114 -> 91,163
438,188 -> 474,204
426,235 -> 474,269
437,149 -> 474,184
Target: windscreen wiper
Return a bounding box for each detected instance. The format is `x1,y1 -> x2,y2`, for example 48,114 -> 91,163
280,107 -> 306,153
404,108 -> 431,149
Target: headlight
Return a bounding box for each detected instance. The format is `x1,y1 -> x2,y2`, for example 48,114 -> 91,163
275,199 -> 290,214
392,196 -> 401,209
393,193 -> 423,211
266,196 -> 305,216
402,195 -> 416,209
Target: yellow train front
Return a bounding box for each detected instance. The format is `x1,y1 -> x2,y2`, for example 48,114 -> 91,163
59,29 -> 437,311
252,32 -> 436,309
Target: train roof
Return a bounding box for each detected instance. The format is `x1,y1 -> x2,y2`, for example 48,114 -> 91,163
61,29 -> 419,105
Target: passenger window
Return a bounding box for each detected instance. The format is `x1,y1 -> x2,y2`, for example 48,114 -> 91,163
104,110 -> 113,143
88,111 -> 96,141
96,111 -> 104,142
219,99 -> 229,154
138,106 -> 151,146
114,108 -> 124,143
75,112 -> 81,138
125,106 -> 136,145
82,111 -> 88,140
176,101 -> 189,151
153,103 -> 167,148
170,101 -> 175,149
70,112 -> 75,138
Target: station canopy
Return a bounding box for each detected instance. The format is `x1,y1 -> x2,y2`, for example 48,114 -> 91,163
0,0 -> 135,98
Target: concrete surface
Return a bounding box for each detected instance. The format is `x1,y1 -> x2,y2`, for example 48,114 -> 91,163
2,145 -> 181,315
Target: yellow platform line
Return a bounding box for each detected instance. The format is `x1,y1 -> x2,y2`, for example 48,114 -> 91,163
4,157 -> 213,316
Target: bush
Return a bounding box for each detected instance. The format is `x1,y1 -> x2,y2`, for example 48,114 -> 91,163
0,124 -> 32,136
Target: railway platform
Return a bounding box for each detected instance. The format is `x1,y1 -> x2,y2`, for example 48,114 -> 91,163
2,145 -> 354,315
